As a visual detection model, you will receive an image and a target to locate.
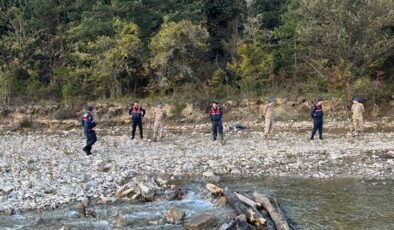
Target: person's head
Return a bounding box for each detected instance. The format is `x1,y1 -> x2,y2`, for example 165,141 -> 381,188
352,97 -> 360,103
268,96 -> 275,103
157,102 -> 163,109
316,96 -> 323,105
133,101 -> 139,107
87,104 -> 94,112
212,101 -> 218,108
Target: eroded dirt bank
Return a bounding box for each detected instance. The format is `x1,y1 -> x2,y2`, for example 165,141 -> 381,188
1,97 -> 393,132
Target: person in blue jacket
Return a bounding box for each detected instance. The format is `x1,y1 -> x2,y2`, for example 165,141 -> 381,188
209,101 -> 224,141
82,105 -> 97,155
129,101 -> 146,140
310,97 -> 324,140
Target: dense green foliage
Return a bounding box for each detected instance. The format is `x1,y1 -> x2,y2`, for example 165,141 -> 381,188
0,0 -> 393,104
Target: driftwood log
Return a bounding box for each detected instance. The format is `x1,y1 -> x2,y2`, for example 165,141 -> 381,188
224,191 -> 267,228
253,192 -> 290,230
235,192 -> 262,209
206,183 -> 266,229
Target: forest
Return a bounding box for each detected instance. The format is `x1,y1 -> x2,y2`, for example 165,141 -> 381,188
0,0 -> 393,105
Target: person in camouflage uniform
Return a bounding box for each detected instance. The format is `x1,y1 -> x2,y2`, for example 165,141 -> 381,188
152,102 -> 167,142
351,97 -> 365,135
264,97 -> 275,135
263,96 -> 275,135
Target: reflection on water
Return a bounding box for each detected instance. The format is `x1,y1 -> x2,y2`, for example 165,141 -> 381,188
222,177 -> 394,230
0,178 -> 393,229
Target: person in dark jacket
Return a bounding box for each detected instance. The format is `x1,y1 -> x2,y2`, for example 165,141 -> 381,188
82,105 -> 97,155
209,101 -> 224,141
310,97 -> 324,140
129,101 -> 146,140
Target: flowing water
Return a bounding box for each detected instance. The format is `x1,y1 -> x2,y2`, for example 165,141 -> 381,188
222,177 -> 394,230
0,177 -> 393,230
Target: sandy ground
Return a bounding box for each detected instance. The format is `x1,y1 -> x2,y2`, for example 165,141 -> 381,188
0,127 -> 393,211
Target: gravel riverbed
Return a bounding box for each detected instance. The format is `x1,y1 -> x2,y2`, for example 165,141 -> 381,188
0,128 -> 393,212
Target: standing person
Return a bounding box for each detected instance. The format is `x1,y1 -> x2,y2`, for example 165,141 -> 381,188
129,101 -> 146,140
82,105 -> 97,155
263,96 -> 275,135
209,101 -> 224,141
310,97 -> 324,140
351,96 -> 365,136
152,102 -> 167,142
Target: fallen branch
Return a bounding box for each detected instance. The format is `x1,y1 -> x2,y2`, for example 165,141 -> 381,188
225,191 -> 266,228
219,219 -> 236,230
235,192 -> 261,209
253,192 -> 290,230
205,183 -> 267,229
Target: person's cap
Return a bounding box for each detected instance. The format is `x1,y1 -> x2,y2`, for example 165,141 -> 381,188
316,96 -> 324,102
268,96 -> 275,102
352,96 -> 360,102
87,105 -> 94,111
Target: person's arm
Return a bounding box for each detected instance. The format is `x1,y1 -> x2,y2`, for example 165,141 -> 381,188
88,114 -> 96,130
361,104 -> 365,113
311,106 -> 316,119
141,108 -> 146,117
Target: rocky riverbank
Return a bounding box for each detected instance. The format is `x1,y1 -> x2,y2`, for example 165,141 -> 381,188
0,128 -> 393,213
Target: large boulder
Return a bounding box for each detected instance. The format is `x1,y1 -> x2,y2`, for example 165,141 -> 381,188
185,213 -> 217,230
164,207 -> 185,224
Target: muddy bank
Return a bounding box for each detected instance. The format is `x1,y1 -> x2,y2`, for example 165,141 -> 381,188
0,129 -> 393,212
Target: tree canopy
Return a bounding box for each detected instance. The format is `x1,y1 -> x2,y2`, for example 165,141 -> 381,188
0,0 -> 392,104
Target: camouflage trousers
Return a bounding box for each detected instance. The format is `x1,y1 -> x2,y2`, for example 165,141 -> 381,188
264,116 -> 274,134
353,117 -> 363,133
152,120 -> 165,141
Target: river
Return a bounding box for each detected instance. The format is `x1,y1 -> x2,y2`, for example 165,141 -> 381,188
1,176 -> 393,230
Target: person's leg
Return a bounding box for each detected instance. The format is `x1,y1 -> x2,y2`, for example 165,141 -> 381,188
158,122 -> 164,140
83,131 -> 90,152
218,121 -> 224,140
353,118 -> 357,133
311,119 -> 318,139
138,120 -> 143,139
359,118 -> 363,132
85,131 -> 95,153
318,119 -> 323,139
269,118 -> 274,133
264,117 -> 270,135
212,122 -> 218,141
131,121 -> 137,139
152,122 -> 158,141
